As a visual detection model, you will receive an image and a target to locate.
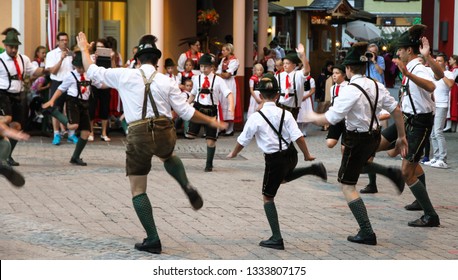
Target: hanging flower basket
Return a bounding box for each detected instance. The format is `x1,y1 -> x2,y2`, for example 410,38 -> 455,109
197,9 -> 220,26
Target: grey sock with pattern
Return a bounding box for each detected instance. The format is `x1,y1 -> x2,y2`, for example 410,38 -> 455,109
264,201 -> 282,241
132,193 -> 159,241
348,198 -> 374,236
409,180 -> 437,217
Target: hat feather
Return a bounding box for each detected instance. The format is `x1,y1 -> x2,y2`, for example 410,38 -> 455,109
408,24 -> 426,44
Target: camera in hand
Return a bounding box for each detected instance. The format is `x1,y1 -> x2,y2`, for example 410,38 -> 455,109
365,51 -> 374,59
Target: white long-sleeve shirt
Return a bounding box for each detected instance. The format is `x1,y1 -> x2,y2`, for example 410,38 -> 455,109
325,74 -> 398,132
87,63 -> 195,124
237,102 -> 303,154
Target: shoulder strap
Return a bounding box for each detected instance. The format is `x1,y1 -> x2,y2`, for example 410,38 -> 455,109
258,109 -> 289,151
0,58 -> 12,90
292,72 -> 298,107
70,72 -> 83,99
19,54 -> 25,80
139,68 -> 159,119
210,74 -> 217,106
349,79 -> 379,132
404,63 -> 421,115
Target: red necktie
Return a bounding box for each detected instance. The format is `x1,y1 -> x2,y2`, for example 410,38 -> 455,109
80,74 -> 86,93
13,56 -> 22,81
285,74 -> 291,99
202,76 -> 210,88
335,85 -> 340,97
169,73 -> 172,78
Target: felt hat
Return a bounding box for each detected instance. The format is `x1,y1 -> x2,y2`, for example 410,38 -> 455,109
164,58 -> 175,67
1,27 -> 20,36
134,34 -> 162,60
342,42 -> 369,66
198,53 -> 213,65
258,73 -> 279,93
282,52 -> 301,65
332,64 -> 346,74
72,51 -> 83,67
395,24 -> 426,49
2,30 -> 21,46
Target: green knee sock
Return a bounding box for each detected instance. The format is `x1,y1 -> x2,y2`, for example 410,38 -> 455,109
206,146 -> 216,168
409,180 -> 437,216
0,138 -> 11,164
51,108 -> 68,126
348,198 -> 374,236
368,173 -> 377,186
132,193 -> 159,241
418,174 -> 426,187
284,166 -> 315,182
121,119 -> 128,134
264,201 -> 282,241
8,139 -> 17,158
363,162 -> 393,186
71,138 -> 87,160
163,155 -> 189,188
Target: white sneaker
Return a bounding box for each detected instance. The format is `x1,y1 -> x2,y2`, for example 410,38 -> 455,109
88,135 -> 94,142
430,159 -> 448,169
424,159 -> 436,166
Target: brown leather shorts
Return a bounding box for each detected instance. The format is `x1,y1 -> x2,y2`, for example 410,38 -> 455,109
125,117 -> 176,175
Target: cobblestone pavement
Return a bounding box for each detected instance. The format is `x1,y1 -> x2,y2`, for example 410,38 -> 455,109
1,126 -> 458,260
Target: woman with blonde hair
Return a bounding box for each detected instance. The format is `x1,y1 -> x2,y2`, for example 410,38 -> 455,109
216,43 -> 241,135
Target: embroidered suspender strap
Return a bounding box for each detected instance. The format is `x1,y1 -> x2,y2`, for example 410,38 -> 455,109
276,73 -> 298,107
0,58 -> 12,91
70,72 -> 83,99
331,85 -> 336,106
197,74 -> 217,106
258,109 -> 289,151
349,80 -> 380,132
139,69 -> 159,119
404,63 -> 421,115
70,72 -> 92,100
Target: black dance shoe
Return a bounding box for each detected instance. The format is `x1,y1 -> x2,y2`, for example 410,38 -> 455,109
347,231 -> 377,245
408,215 -> 440,227
360,184 -> 378,194
134,238 -> 162,254
259,237 -> 285,250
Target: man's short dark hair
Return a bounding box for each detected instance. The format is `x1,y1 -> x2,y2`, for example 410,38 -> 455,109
56,32 -> 68,41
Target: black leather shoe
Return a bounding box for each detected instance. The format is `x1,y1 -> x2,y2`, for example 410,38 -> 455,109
70,157 -> 87,166
259,237 -> 284,250
183,184 -> 204,210
404,200 -> 422,211
204,166 -> 213,172
408,215 -> 440,227
312,162 -> 327,181
347,231 -> 377,245
134,238 -> 162,254
0,163 -> 25,187
360,184 -> 378,194
387,167 -> 404,194
7,157 -> 20,166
